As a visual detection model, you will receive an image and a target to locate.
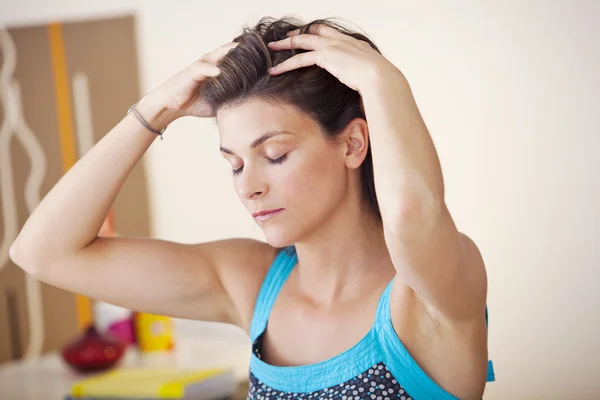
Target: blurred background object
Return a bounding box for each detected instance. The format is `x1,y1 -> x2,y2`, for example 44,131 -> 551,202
0,14 -> 152,363
60,324 -> 127,373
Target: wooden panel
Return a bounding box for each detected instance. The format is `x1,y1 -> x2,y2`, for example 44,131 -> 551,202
62,15 -> 151,238
0,15 -> 149,362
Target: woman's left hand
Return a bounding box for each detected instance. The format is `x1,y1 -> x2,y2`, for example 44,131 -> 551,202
267,24 -> 403,94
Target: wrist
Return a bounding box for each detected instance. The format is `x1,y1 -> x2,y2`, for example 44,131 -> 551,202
359,63 -> 408,99
134,96 -> 179,132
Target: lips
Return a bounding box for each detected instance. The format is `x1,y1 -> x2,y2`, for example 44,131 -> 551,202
252,208 -> 284,222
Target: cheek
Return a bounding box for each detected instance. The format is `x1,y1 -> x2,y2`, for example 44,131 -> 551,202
279,150 -> 345,202
270,165 -> 309,201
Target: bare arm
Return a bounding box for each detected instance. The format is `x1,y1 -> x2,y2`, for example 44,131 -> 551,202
362,68 -> 487,322
8,42 -> 273,329
13,234 -> 275,327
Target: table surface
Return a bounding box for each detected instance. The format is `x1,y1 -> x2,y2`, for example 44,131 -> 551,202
0,333 -> 252,400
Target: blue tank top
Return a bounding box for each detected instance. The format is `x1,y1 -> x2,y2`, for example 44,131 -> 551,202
247,246 -> 495,399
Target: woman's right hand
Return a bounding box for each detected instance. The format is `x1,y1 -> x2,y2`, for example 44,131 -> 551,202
140,42 -> 238,126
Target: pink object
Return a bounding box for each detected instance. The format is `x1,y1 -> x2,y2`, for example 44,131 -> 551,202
107,317 -> 136,345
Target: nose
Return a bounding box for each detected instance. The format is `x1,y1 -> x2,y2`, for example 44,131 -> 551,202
236,166 -> 267,200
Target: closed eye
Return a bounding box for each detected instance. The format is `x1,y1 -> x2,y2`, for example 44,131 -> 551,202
267,154 -> 287,165
230,154 -> 288,177
231,166 -> 243,176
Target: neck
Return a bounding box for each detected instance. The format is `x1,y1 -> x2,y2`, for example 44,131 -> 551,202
292,196 -> 395,306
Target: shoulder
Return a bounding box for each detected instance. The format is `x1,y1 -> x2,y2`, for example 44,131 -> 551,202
458,232 -> 487,293
458,232 -> 484,262
432,231 -> 487,321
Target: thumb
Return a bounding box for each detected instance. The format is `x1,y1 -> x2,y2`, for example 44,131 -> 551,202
189,61 -> 221,81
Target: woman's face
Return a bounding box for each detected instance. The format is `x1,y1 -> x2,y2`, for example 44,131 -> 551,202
217,98 -> 350,247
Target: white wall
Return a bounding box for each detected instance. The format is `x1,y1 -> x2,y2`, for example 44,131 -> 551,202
2,1 -> 599,398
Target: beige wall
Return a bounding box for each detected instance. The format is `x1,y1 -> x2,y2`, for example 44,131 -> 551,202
1,1 -> 598,399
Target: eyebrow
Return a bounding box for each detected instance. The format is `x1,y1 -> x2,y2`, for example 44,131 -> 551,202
219,131 -> 295,155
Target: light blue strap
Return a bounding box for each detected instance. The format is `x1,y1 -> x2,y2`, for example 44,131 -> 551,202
249,246 -> 297,341
487,360 -> 495,382
375,278 -> 395,323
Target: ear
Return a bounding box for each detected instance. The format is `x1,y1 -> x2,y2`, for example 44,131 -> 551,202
343,118 -> 369,170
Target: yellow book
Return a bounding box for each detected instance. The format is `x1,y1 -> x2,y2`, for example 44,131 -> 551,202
69,368 -> 237,399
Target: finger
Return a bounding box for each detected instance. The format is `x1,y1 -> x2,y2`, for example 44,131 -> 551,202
267,34 -> 329,51
202,42 -> 239,64
269,51 -> 321,75
189,60 -> 221,79
288,24 -> 350,42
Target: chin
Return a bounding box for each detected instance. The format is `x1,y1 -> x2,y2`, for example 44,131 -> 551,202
261,225 -> 298,248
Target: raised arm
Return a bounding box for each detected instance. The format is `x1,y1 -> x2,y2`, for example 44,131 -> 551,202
267,25 -> 487,322
9,42 -> 275,330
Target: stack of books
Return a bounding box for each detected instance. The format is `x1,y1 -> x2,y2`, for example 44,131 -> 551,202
64,368 -> 238,399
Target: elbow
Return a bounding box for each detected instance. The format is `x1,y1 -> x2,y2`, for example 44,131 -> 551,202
9,239 -> 45,278
9,239 -> 25,267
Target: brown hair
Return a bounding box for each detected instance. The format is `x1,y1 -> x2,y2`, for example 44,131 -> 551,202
204,16 -> 382,220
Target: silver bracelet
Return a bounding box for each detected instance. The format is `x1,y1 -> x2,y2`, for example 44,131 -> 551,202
127,102 -> 166,140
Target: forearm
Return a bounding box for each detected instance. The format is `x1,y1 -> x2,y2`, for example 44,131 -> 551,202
10,96 -> 172,266
361,68 -> 445,227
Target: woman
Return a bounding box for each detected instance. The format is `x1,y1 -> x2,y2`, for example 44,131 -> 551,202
10,17 -> 493,399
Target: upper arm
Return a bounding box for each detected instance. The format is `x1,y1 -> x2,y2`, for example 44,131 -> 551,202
385,203 -> 487,321
12,236 -> 276,328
